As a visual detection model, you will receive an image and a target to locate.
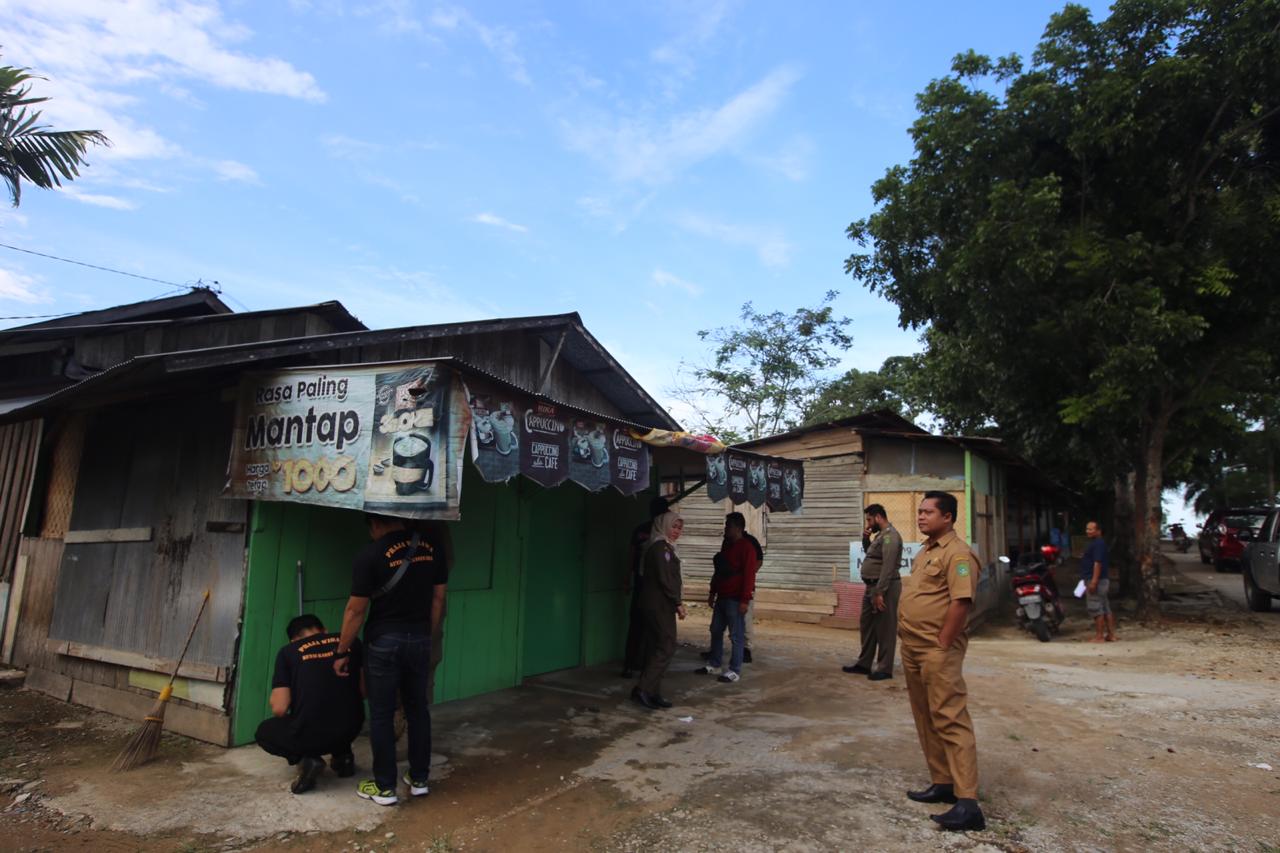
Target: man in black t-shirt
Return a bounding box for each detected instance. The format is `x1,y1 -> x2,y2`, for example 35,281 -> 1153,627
255,614 -> 364,795
334,514 -> 449,806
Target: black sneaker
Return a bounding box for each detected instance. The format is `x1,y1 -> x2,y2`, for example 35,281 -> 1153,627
330,752 -> 355,778
868,671 -> 892,681
291,756 -> 325,794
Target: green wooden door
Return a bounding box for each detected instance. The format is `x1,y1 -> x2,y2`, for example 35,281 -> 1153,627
232,502 -> 368,745
521,484 -> 585,677
433,465 -> 523,701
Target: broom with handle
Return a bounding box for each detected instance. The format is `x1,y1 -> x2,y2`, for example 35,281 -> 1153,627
111,588 -> 211,771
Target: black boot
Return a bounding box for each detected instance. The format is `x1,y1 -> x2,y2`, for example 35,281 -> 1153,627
632,689 -> 661,710
906,783 -> 957,804
931,798 -> 986,831
330,751 -> 355,778
651,695 -> 673,708
291,756 -> 325,794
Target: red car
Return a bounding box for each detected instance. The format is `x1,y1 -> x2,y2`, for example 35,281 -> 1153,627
1198,508 -> 1269,572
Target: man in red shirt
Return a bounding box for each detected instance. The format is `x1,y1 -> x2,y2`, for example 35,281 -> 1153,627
695,512 -> 759,683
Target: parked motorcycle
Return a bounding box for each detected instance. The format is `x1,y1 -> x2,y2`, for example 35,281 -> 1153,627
1000,550 -> 1064,642
1167,523 -> 1192,553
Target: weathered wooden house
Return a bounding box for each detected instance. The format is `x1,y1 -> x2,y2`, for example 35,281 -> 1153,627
1,305 -> 787,747
0,292 -> 365,671
676,412 -> 1064,625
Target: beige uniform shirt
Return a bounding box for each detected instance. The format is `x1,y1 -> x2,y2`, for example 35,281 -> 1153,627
898,530 -> 980,644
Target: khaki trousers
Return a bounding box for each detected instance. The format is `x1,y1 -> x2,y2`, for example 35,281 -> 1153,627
855,580 -> 899,674
899,635 -> 979,799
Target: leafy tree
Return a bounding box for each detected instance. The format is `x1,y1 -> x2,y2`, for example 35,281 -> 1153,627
804,355 -> 924,425
846,0 -> 1280,615
675,291 -> 852,442
0,59 -> 109,206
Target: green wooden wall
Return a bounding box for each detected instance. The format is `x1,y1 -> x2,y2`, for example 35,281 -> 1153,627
231,464 -> 649,746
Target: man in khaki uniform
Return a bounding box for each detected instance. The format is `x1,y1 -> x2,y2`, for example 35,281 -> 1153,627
843,504 -> 902,680
899,490 -> 985,832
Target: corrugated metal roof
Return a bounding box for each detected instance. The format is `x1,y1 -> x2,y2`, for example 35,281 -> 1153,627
0,299 -> 365,344
0,315 -> 680,430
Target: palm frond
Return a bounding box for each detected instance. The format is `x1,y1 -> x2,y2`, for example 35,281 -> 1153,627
0,59 -> 109,206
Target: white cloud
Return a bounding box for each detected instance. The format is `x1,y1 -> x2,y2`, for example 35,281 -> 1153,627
750,135 -> 815,182
0,268 -> 51,304
562,65 -> 802,184
651,268 -> 702,297
360,173 -> 420,205
676,212 -> 792,268
434,7 -> 528,85
650,0 -> 735,86
60,187 -> 138,210
0,0 -> 325,179
322,134 -> 384,160
470,212 -> 529,234
213,159 -> 260,183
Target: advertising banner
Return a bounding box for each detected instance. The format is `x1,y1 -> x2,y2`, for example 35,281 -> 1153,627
464,375 -> 652,496
703,450 -> 804,510
225,362 -> 469,520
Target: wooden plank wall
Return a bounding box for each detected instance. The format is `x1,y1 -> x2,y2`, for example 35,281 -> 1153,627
9,536 -> 64,673
743,426 -> 860,460
753,455 -> 862,589
48,395 -> 248,672
0,419 -> 40,582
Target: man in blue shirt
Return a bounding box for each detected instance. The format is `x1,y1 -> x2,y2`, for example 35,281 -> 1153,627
1081,521 -> 1117,643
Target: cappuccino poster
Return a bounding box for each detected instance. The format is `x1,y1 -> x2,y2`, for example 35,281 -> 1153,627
569,419 -> 612,492
704,451 -> 804,511
225,361 -> 468,520
705,453 -> 729,503
609,427 -> 650,495
765,461 -> 786,512
464,376 -> 653,495
521,402 -> 571,488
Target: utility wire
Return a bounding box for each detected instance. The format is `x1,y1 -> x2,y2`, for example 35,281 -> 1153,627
0,242 -> 219,321
0,242 -> 191,288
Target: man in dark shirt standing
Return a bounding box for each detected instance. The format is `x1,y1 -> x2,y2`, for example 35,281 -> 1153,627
1081,520 -> 1117,643
335,514 -> 449,806
255,614 -> 364,794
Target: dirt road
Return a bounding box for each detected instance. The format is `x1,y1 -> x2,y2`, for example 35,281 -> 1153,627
2,559 -> 1277,852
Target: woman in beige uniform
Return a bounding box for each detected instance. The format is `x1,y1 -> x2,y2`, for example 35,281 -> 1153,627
633,509 -> 687,710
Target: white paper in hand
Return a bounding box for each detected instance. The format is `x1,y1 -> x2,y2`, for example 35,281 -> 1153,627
1074,580 -> 1087,598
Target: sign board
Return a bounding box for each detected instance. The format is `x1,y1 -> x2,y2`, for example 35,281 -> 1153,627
849,541 -> 983,582
225,362 -> 469,520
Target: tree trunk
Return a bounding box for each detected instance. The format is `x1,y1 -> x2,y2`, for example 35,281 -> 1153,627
1136,414 -> 1170,619
1112,472 -> 1137,596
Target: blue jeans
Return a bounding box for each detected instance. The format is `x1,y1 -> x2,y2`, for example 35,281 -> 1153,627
707,597 -> 745,674
366,632 -> 432,791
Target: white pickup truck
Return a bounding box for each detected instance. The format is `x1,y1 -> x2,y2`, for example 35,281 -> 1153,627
1239,510 -> 1280,611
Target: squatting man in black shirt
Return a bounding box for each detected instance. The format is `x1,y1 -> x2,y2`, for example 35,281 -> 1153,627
255,614 -> 365,794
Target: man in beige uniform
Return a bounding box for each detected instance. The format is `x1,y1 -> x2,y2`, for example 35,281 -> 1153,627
843,504 -> 902,680
899,490 -> 985,832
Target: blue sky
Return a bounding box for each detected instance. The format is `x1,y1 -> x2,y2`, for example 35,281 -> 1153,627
0,0 -> 1108,429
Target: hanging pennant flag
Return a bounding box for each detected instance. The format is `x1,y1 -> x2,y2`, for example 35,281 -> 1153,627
706,453 -> 729,503
521,401 -> 571,488
726,453 -> 749,505
569,419 -> 612,492
610,426 -> 650,495
765,460 -> 786,512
